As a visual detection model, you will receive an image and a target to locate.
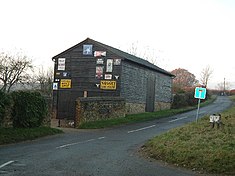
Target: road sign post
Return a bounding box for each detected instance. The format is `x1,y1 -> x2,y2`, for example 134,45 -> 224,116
194,87 -> 207,122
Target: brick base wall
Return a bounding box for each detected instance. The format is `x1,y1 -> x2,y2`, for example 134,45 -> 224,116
125,102 -> 146,114
155,101 -> 171,111
75,97 -> 126,127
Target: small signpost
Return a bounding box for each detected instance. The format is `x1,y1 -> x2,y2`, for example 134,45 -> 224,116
194,87 -> 207,122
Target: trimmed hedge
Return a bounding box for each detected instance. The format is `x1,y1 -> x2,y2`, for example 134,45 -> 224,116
0,91 -> 11,126
171,92 -> 205,109
11,91 -> 48,128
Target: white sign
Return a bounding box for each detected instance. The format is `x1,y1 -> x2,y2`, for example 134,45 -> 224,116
209,114 -> 221,123
105,74 -> 112,80
52,83 -> 58,90
94,51 -> 106,57
106,59 -> 113,72
58,58 -> 66,70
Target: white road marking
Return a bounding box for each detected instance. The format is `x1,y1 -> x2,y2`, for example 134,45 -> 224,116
168,116 -> 188,123
56,136 -> 106,149
98,136 -> 106,140
127,125 -> 156,133
0,160 -> 15,169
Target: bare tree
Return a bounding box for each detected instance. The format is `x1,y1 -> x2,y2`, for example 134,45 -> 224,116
127,42 -> 139,56
35,66 -> 53,96
126,42 -> 160,65
200,66 -> 213,88
0,51 -> 33,92
217,78 -> 231,95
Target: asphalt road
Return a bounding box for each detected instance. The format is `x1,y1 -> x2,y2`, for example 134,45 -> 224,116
0,96 -> 232,176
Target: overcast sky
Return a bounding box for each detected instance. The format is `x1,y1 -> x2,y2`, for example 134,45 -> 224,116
0,0 -> 235,89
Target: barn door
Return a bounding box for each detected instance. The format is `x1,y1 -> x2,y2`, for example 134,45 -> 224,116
145,75 -> 156,112
57,90 -> 73,119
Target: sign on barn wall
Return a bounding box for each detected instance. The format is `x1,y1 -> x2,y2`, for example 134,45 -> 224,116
104,74 -> 112,80
53,83 -> 58,90
58,58 -> 66,70
106,59 -> 113,72
60,79 -> 71,88
96,66 -> 104,79
94,51 -> 106,57
83,44 -> 93,55
100,80 -> 116,90
114,59 -> 121,65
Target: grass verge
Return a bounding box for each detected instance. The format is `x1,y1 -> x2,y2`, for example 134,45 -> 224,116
0,127 -> 63,145
78,109 -> 183,129
142,96 -> 235,175
79,96 -> 216,129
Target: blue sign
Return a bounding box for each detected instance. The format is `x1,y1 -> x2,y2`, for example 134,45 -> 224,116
83,44 -> 93,55
194,87 -> 207,99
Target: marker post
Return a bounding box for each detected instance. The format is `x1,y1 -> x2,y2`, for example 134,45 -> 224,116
194,87 -> 207,123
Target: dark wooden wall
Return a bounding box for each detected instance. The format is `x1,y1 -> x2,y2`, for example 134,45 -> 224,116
53,40 -> 123,119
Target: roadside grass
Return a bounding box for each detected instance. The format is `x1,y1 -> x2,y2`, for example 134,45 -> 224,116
0,127 -> 63,145
78,109 -> 183,129
142,96 -> 235,175
78,96 -> 216,129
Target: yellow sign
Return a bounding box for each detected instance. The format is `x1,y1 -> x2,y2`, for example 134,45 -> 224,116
60,79 -> 71,88
100,80 -> 116,90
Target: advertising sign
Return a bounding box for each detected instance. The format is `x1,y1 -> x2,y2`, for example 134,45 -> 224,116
83,44 -> 93,55
94,51 -> 106,57
96,66 -> 104,79
58,58 -> 66,70
104,74 -> 112,80
60,79 -> 71,88
106,59 -> 113,72
100,80 -> 116,90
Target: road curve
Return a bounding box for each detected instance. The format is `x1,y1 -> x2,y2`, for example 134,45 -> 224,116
0,96 -> 232,176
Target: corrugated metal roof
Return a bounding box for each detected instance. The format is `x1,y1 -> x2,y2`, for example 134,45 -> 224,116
52,38 -> 174,77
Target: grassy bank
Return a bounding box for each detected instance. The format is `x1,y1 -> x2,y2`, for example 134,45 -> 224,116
143,96 -> 235,175
0,127 -> 63,145
79,96 -> 216,129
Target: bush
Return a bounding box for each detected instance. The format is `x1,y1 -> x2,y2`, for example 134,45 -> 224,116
172,91 -> 210,109
0,91 -> 11,126
11,91 -> 48,128
171,93 -> 188,109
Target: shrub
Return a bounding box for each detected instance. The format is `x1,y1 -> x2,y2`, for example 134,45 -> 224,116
0,91 -> 11,126
171,91 -> 211,109
171,93 -> 187,109
11,91 -> 48,128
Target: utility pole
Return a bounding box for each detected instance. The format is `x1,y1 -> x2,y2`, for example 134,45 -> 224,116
224,78 -> 226,96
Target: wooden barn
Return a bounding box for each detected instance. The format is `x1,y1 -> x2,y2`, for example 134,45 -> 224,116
52,38 -> 174,120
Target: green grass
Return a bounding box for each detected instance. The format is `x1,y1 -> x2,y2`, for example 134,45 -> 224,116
142,96 -> 235,175
79,108 -> 188,129
0,127 -> 63,145
78,96 -> 216,129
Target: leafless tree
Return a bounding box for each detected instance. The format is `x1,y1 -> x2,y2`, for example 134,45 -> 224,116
34,66 -> 53,96
127,42 -> 139,56
127,42 -> 160,66
0,51 -> 33,92
200,66 -> 213,88
217,79 -> 231,93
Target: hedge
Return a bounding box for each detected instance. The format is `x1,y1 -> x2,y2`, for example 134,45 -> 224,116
0,91 -> 11,126
11,91 -> 48,128
171,92 -> 207,109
